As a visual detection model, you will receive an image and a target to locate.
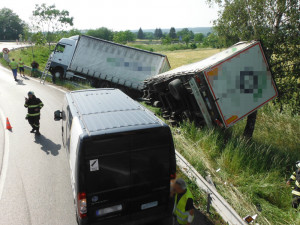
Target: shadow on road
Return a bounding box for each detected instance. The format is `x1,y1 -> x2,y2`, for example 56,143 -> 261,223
16,79 -> 26,85
34,134 -> 61,156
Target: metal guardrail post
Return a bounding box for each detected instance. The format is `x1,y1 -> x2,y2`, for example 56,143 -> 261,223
207,193 -> 212,214
175,150 -> 247,225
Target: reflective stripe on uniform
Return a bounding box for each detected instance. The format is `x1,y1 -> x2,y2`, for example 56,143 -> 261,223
27,113 -> 40,117
290,172 -> 296,181
27,104 -> 40,108
39,103 -> 44,108
292,190 -> 300,196
296,180 -> 300,188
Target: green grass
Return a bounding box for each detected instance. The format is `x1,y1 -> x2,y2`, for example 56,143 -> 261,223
8,45 -> 52,69
170,103 -> 300,225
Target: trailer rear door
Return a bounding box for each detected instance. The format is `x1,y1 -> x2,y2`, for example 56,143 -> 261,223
203,42 -> 278,127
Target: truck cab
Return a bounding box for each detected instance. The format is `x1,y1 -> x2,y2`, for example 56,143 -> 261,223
55,89 -> 176,225
49,35 -> 78,79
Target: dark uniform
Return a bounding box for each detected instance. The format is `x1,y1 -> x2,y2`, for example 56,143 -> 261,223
24,94 -> 44,134
288,168 -> 300,209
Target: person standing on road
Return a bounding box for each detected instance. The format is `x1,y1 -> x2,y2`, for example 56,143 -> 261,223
287,161 -> 300,210
171,178 -> 194,225
24,91 -> 44,135
9,58 -> 18,81
18,58 -> 25,77
31,61 -> 39,77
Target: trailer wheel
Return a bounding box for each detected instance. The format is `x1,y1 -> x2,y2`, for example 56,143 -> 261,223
153,101 -> 162,107
168,79 -> 184,101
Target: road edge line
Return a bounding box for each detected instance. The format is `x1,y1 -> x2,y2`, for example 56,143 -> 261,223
0,109 -> 10,200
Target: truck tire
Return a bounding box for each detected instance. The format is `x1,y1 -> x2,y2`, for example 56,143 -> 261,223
53,68 -> 64,80
153,101 -> 162,107
168,79 -> 184,101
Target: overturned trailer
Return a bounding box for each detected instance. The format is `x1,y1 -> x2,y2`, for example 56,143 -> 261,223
143,41 -> 278,130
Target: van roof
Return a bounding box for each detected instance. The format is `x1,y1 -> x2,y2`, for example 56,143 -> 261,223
68,89 -> 166,135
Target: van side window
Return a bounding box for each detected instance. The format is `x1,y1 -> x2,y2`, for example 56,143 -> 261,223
55,44 -> 65,53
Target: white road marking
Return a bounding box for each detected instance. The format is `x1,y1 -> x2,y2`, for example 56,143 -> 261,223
0,109 -> 10,200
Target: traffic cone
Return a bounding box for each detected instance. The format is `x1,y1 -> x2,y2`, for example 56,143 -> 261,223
6,118 -> 12,130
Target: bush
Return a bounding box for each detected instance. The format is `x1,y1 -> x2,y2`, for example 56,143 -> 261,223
190,43 -> 197,49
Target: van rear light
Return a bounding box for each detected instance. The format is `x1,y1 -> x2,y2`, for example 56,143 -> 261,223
96,204 -> 122,217
170,173 -> 176,179
78,192 -> 87,218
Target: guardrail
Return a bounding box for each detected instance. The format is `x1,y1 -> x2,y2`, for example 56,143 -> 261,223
175,150 -> 247,225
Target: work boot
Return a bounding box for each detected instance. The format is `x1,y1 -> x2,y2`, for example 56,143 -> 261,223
35,129 -> 41,135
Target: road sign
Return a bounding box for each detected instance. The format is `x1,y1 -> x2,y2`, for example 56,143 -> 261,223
2,48 -> 9,54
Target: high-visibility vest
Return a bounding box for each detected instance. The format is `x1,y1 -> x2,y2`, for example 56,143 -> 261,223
173,188 -> 194,224
19,61 -> 24,67
10,61 -> 18,69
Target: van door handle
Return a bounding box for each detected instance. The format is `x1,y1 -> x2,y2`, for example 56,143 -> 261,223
59,59 -> 62,61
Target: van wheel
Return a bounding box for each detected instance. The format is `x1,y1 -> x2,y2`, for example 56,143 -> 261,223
168,79 -> 184,101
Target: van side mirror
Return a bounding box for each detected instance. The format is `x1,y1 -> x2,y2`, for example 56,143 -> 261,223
54,110 -> 62,121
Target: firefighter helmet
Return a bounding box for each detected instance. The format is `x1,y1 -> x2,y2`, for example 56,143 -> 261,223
28,91 -> 35,96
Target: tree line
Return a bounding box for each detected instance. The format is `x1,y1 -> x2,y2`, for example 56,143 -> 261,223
0,5 -> 211,48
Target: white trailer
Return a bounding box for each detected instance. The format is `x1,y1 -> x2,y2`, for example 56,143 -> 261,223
144,41 -> 278,131
47,35 -> 170,92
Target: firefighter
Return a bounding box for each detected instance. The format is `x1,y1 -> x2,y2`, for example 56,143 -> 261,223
24,91 -> 44,135
171,178 -> 194,225
287,161 -> 300,209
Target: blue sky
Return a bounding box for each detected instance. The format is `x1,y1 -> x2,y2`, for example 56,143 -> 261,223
1,0 -> 219,31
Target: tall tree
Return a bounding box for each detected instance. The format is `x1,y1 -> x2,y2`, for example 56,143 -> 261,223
177,28 -> 194,41
86,27 -> 114,41
154,28 -> 163,39
0,8 -> 24,40
113,30 -> 135,44
208,0 -> 300,114
137,27 -> 144,39
32,3 -> 73,47
169,27 -> 177,39
157,28 -> 163,39
194,33 -> 204,42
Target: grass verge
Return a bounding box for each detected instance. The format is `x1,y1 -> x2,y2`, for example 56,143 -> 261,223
145,102 -> 300,225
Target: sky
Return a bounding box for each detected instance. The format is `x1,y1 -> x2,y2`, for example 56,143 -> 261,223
0,0 -> 219,31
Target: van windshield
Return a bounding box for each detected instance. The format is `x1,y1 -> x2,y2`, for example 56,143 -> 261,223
83,128 -> 174,194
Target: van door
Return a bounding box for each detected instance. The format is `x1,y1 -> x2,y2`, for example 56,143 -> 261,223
129,127 -> 173,221
83,135 -> 131,223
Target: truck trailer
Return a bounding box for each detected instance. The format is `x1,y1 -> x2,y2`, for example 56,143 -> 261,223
54,88 -> 176,225
47,35 -> 170,95
143,41 -> 278,129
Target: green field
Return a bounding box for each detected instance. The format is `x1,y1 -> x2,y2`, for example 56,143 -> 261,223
2,44 -> 300,224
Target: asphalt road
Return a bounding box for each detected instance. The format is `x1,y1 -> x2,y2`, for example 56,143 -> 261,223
0,43 -> 213,225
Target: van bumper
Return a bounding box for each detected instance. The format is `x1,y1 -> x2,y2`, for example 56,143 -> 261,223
78,210 -> 172,225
